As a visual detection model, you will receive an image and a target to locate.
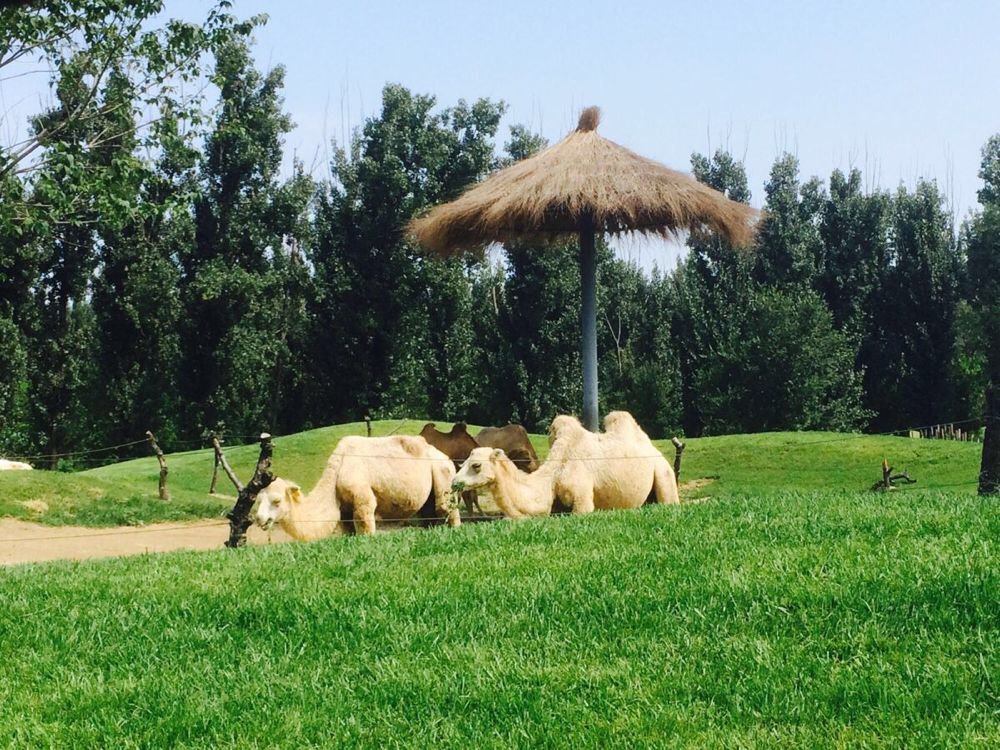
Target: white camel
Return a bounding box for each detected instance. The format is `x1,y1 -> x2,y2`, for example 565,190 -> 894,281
254,435 -> 460,540
452,411 -> 678,518
0,459 -> 32,471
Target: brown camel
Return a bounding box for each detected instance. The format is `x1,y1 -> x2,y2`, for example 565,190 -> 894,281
419,422 -> 539,474
475,424 -> 540,473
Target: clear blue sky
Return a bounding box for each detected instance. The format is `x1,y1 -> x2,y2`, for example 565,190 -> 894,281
7,0 -> 1000,266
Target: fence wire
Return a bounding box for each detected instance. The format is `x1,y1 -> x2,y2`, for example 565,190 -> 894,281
5,415 -> 996,465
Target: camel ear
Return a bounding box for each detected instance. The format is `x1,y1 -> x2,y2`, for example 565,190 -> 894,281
286,486 -> 303,504
490,448 -> 505,461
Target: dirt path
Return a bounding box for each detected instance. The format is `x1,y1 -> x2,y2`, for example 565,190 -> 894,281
0,518 -> 293,566
2,482 -> 715,567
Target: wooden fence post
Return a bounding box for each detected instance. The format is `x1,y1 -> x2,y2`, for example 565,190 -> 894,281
145,430 -> 170,501
209,432 -> 221,494
979,389 -> 999,496
365,415 -> 372,437
671,437 -> 685,482
225,433 -> 274,548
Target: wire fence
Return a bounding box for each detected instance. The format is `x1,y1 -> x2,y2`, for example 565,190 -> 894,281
3,415 -> 996,466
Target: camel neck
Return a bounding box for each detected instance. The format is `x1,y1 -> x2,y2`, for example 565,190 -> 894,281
283,489 -> 340,541
491,457 -> 554,517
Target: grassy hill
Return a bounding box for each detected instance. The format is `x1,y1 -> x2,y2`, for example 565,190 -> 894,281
0,420 -> 985,526
0,422 -> 996,746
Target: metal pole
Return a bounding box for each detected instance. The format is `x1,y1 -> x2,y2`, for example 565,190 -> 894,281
579,228 -> 599,431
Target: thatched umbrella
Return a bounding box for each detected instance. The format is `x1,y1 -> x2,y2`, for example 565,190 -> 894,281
410,107 -> 757,430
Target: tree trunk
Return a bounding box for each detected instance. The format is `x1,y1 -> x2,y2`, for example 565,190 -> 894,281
225,433 -> 274,548
979,384 -> 999,496
579,226 -> 599,432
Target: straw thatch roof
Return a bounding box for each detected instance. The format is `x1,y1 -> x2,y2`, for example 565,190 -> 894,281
409,107 -> 758,255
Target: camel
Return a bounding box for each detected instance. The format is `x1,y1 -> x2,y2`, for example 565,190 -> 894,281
0,459 -> 32,471
452,411 -> 678,518
253,435 -> 460,540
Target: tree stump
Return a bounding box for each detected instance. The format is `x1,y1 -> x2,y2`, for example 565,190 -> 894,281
870,457 -> 916,492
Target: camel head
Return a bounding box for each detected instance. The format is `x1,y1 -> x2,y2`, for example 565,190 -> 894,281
253,477 -> 304,531
452,447 -> 506,492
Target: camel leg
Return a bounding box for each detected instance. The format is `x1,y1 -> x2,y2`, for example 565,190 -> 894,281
559,473 -> 595,515
653,457 -> 680,505
431,463 -> 462,528
462,490 -> 479,516
341,484 -> 377,534
437,489 -> 461,527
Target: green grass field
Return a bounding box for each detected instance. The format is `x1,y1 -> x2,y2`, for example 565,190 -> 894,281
0,424 -> 996,747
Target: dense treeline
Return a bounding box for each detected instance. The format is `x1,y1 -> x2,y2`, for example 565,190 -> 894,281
1,3 -> 997,464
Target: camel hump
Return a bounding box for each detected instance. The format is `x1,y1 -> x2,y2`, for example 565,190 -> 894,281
396,435 -> 428,457
548,414 -> 585,444
451,422 -> 469,435
420,422 -> 436,435
604,411 -> 652,441
604,411 -> 640,432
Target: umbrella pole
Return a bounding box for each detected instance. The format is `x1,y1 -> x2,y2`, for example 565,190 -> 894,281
579,228 -> 599,431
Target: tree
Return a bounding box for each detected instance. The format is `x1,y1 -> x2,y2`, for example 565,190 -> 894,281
864,180 -> 963,430
309,85 -> 505,421
694,288 -> 869,434
0,1 -> 258,456
964,135 -> 1000,495
755,154 -> 824,289
676,149 -> 757,435
816,168 -> 890,333
0,0 -> 251,180
179,35 -> 302,436
598,258 -> 682,438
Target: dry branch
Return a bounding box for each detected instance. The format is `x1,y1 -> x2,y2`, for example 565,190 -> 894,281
870,457 -> 917,492
145,430 -> 169,501
225,433 -> 274,548
211,432 -> 243,493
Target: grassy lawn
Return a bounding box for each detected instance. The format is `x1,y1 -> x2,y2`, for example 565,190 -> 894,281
0,421 -> 985,526
0,491 -> 996,747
